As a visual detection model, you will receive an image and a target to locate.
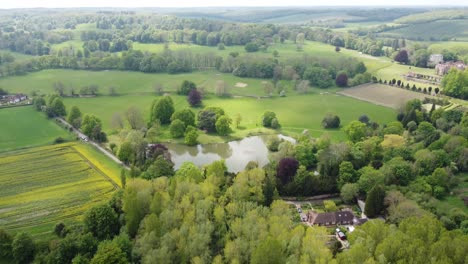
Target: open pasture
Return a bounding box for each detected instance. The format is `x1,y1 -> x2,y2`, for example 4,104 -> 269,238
0,106 -> 70,152
0,143 -> 119,237
338,83 -> 434,109
64,92 -> 396,141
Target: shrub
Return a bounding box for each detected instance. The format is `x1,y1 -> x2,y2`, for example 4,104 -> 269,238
322,113 -> 341,128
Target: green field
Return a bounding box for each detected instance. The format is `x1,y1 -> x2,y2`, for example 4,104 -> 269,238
63,91 -> 396,141
0,143 -> 120,237
379,19 -> 468,41
0,106 -> 71,151
0,69 -> 286,97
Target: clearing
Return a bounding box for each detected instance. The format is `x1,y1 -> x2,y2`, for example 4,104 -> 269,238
0,143 -> 121,237
0,106 -> 71,152
338,83 -> 434,109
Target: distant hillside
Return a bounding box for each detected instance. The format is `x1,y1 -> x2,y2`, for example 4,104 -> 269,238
379,19 -> 468,41
395,9 -> 468,24
167,7 -> 427,24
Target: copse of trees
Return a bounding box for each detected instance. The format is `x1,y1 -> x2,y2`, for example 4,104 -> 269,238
442,68 -> 468,100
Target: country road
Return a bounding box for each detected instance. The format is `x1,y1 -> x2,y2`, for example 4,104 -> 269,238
57,117 -> 130,170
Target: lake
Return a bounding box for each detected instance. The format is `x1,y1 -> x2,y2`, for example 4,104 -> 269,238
166,134 -> 295,173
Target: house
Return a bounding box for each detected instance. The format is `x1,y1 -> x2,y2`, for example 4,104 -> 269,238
428,54 -> 444,66
307,210 -> 355,226
435,61 -> 466,75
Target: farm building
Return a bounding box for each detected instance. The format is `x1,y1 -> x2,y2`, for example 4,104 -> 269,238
0,94 -> 28,105
307,210 -> 356,226
435,61 -> 466,75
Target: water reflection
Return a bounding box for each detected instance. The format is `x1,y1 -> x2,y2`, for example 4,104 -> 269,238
166,134 -> 295,173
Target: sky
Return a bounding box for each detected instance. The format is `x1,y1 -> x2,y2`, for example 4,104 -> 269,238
0,0 -> 466,9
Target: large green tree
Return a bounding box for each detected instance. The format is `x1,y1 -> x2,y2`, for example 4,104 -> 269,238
150,96 -> 175,124
12,232 -> 35,264
84,204 -> 119,240
364,185 -> 385,218
67,106 -> 82,128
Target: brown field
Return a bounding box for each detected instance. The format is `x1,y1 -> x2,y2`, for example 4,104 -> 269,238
338,83 -> 434,109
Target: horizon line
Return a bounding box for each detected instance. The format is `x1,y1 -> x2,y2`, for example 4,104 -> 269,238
1,5 -> 468,10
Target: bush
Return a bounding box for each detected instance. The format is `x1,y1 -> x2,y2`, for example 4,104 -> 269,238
322,113 -> 341,128
262,111 -> 277,127
267,137 -> 282,152
245,42 -> 259,52
170,119 -> 185,138
54,137 -> 65,144
335,72 -> 348,87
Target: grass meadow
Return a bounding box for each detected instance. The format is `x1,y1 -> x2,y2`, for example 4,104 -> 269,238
0,106 -> 71,152
64,92 -> 396,141
0,143 -> 121,238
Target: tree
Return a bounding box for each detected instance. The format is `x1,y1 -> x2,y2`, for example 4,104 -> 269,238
187,89 -> 202,107
335,46 -> 341,52
118,142 -> 134,165
394,50 -> 409,64
297,80 -> 310,94
303,67 -> 332,88
108,86 -> 118,96
322,113 -> 341,128
324,200 -> 337,212
48,97 -> 66,117
84,204 -> 119,240
198,107 -> 225,132
12,232 -> 35,264
251,238 -> 284,264
364,185 -> 385,218
125,106 -> 144,130
34,97 -> 46,111
216,115 -> 232,136
111,113 -> 124,130
335,72 -> 348,87
341,183 -> 359,203
215,80 -> 229,97
81,114 -> 106,142
262,111 -> 277,127
277,157 -> 299,185
344,120 -> 367,142
67,106 -> 82,128
90,241 -> 128,264
338,161 -> 357,188
0,229 -> 12,259
171,109 -> 195,128
358,114 -> 370,124
185,128 -> 199,146
142,156 -> 174,179
245,42 -> 259,52
179,80 -> 196,95
234,113 -> 242,128
170,119 -> 185,138
151,96 -> 174,124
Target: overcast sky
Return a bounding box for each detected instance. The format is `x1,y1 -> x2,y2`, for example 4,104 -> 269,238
1,0 -> 466,9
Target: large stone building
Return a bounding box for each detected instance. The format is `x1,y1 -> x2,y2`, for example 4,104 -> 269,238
435,61 -> 466,75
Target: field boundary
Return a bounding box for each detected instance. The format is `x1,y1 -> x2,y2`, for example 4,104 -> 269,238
70,145 -> 120,189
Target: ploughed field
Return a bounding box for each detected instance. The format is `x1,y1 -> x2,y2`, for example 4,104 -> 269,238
338,83 -> 434,109
0,143 -> 118,237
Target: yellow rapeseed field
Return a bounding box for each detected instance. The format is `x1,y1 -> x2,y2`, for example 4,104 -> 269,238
0,143 -> 119,237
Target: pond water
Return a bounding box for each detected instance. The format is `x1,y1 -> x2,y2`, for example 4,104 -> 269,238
166,134 -> 296,173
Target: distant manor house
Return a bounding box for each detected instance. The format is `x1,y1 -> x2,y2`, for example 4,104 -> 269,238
435,61 -> 466,76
